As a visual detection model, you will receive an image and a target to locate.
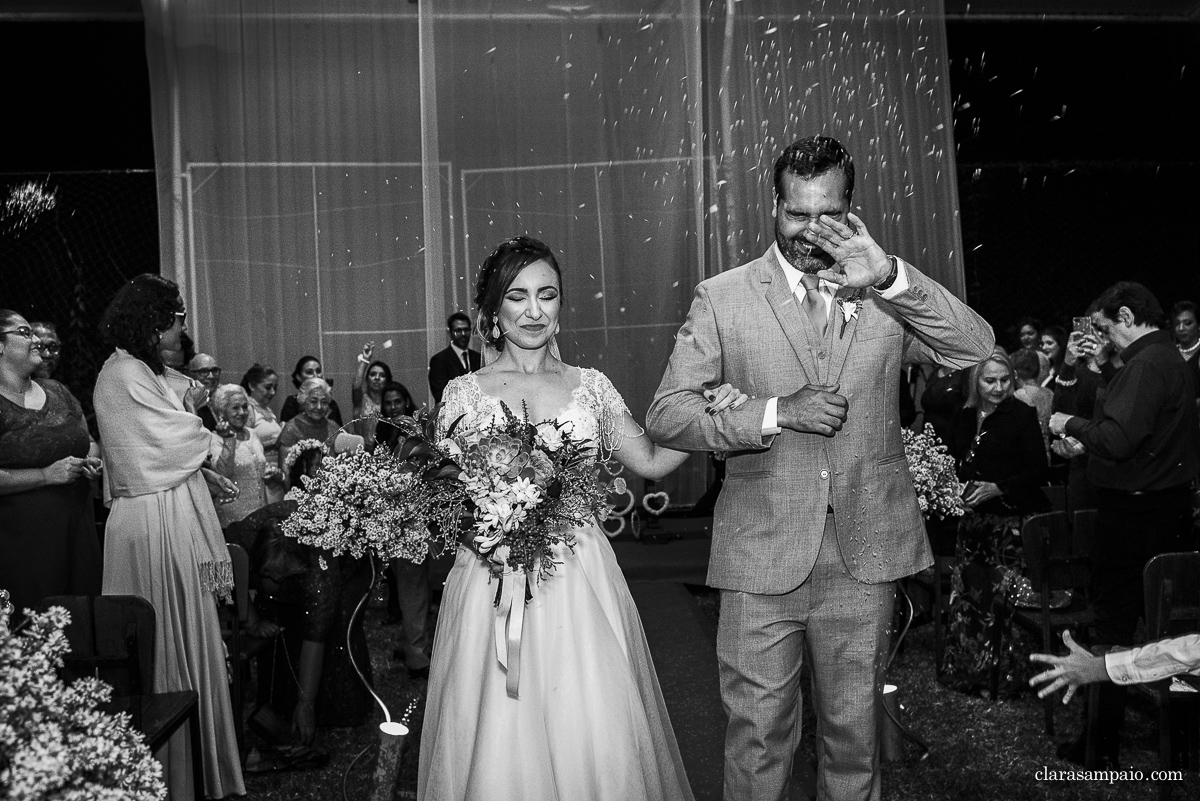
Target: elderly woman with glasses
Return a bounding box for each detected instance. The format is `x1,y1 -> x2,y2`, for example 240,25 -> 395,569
0,310 -> 102,627
280,355 -> 344,427
207,384 -> 281,528
277,378 -> 344,471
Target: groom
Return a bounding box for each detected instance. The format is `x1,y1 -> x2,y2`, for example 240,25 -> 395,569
647,136 -> 993,801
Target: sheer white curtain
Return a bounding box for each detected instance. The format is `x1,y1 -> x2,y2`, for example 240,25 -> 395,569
143,0 -> 959,503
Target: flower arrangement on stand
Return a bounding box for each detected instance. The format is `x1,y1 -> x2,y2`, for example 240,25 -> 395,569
0,606 -> 166,801
902,423 -> 966,521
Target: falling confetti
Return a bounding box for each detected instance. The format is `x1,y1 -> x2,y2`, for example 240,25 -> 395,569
1,180 -> 57,236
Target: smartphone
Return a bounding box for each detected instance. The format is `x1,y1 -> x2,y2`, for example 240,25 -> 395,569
1072,316 -> 1092,335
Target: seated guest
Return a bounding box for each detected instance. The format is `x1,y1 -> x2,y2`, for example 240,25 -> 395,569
242,364 -> 285,503
187,352 -> 222,430
231,443 -> 374,746
277,378 -> 342,465
1011,348 -> 1053,452
208,384 -> 279,528
280,355 -> 344,426
941,352 -> 1050,695
29,322 -> 62,381
0,310 -> 102,626
919,366 -> 969,446
350,342 -> 392,452
1039,325 -> 1067,388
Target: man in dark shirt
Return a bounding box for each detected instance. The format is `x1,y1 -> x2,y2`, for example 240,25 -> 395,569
428,312 -> 481,403
1049,281 -> 1200,767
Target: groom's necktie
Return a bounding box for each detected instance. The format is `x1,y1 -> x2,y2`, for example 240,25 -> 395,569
460,350 -> 470,370
799,274 -> 827,338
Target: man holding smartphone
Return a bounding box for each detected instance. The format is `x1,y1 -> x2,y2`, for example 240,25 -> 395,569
1048,281 -> 1200,767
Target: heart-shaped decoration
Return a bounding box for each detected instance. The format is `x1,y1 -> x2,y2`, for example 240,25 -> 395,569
601,515 -> 626,539
607,486 -> 635,518
641,491 -> 670,516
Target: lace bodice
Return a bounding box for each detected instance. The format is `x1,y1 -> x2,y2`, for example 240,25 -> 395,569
437,368 -> 633,459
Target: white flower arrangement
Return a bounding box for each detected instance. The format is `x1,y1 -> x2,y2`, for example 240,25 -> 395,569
902,423 -> 966,520
0,606 -> 167,801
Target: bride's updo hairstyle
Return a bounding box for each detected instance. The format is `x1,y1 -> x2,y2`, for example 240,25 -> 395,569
474,235 -> 562,351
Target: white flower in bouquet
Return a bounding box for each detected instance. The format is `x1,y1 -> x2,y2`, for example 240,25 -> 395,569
534,422 -> 564,452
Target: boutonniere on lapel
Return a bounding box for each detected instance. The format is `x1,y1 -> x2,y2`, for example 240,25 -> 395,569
835,288 -> 866,338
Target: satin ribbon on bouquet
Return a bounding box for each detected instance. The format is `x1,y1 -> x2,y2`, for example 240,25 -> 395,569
493,570 -> 530,699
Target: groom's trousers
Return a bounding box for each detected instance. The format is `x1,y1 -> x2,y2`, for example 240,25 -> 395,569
716,511 -> 894,801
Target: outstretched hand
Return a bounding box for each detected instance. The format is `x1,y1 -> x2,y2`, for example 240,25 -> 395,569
805,212 -> 891,289
1029,630 -> 1110,703
776,383 -> 847,436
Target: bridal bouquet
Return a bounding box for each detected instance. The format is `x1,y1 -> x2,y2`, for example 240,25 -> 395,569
447,400 -> 610,581
902,424 -> 966,520
0,607 -> 166,801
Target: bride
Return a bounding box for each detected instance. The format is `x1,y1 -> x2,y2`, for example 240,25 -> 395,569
417,236 -> 744,801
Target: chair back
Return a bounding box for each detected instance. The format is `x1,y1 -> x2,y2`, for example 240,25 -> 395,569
1143,552 -> 1200,641
227,542 -> 252,623
1020,511 -> 1090,592
36,595 -> 156,696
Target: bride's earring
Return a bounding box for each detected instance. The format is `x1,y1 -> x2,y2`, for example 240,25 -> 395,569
553,322 -> 560,336
491,321 -> 500,341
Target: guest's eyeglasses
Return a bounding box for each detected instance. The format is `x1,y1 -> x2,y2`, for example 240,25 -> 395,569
35,342 -> 62,355
0,326 -> 35,340
193,367 -> 221,377
175,311 -> 187,323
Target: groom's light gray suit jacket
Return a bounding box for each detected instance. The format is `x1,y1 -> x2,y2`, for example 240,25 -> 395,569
647,251 -> 995,594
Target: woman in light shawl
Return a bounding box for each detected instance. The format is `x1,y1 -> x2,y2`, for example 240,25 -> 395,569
93,274 -> 244,800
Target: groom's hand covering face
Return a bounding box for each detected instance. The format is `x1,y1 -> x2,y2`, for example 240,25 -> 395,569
774,169 -> 851,275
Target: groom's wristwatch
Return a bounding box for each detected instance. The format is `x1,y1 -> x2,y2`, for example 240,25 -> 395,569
873,255 -> 899,292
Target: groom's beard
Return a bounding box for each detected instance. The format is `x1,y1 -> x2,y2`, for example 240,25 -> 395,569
776,231 -> 835,275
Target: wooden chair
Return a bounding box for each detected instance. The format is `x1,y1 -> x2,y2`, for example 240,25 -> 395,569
37,595 -> 203,799
219,542 -> 276,761
1142,552 -> 1200,799
1012,511 -> 1095,735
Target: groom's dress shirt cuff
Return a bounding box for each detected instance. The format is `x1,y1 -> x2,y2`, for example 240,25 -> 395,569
876,258 -> 910,299
762,397 -> 782,436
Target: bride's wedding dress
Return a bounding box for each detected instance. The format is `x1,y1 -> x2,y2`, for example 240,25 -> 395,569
417,368 -> 695,801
